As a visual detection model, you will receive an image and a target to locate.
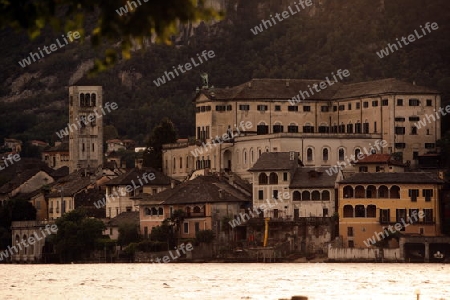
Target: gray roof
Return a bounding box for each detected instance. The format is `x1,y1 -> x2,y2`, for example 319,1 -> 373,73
140,176 -> 251,205
105,212 -> 139,227
290,167 -> 338,189
198,78 -> 438,102
249,152 -> 301,172
339,172 -> 444,184
105,168 -> 174,186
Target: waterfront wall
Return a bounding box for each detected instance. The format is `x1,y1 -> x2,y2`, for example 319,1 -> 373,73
328,247 -> 400,262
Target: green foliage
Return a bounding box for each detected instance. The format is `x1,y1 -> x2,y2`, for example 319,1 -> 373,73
195,229 -> 215,244
54,208 -> 106,262
118,223 -> 141,246
0,0 -> 223,73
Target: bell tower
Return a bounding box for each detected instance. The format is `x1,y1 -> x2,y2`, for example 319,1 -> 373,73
68,86 -> 104,173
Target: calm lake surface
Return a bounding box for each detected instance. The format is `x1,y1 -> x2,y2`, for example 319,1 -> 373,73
0,263 -> 449,300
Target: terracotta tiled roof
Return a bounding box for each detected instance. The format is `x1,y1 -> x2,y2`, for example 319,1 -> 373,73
340,172 -> 444,184
106,211 -> 139,227
248,152 -> 301,172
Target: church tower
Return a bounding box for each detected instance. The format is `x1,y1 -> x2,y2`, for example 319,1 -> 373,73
68,86 -> 104,173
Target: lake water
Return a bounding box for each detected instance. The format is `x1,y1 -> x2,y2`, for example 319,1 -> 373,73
0,263 -> 449,300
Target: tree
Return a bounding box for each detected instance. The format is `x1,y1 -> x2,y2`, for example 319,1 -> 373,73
0,0 -> 222,73
118,223 -> 140,246
143,118 -> 177,169
54,208 -> 106,262
196,230 -> 215,244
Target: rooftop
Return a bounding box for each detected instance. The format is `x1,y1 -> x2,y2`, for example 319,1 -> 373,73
340,172 -> 444,184
248,152 -> 301,172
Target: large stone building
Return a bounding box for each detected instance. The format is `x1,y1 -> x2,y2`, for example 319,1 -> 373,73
163,78 -> 441,181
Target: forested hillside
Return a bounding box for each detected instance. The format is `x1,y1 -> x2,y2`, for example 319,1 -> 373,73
1,0 -> 449,145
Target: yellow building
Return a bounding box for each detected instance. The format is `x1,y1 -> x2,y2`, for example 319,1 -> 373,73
338,172 -> 443,248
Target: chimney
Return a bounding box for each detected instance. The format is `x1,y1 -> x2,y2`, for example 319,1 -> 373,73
248,81 -> 252,88
228,174 -> 234,185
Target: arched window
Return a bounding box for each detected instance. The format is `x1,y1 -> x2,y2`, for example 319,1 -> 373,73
259,173 -> 268,185
390,185 -> 400,198
243,150 -> 247,165
354,148 -> 361,159
367,185 -> 377,198
158,207 -> 163,215
145,208 -> 151,215
151,207 -> 158,215
307,148 -> 313,161
322,190 -> 330,200
355,205 -> 365,217
367,205 -> 376,218
269,172 -> 278,184
193,206 -> 201,213
312,190 -> 320,200
302,191 -> 310,200
85,93 -> 90,107
355,185 -> 365,198
322,148 -> 329,161
250,149 -> 254,164
343,205 -> 354,218
80,93 -> 85,106
293,191 -> 301,201
338,148 -> 345,161
378,185 -> 389,198
343,186 -> 354,198
91,93 -> 96,106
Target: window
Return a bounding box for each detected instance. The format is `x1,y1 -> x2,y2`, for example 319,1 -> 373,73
215,105 -> 226,111
318,125 -> 329,133
355,205 -> 365,217
426,99 -> 432,106
425,143 -> 435,149
382,99 -> 388,106
333,106 -> 337,112
183,222 -> 189,234
380,209 -> 390,223
239,104 -> 250,111
258,189 -> 263,200
194,222 -> 200,233
413,151 -> 419,160
288,106 -> 299,112
287,125 -> 298,133
321,106 -> 329,112
396,209 -> 406,223
226,105 -> 232,111
347,123 -> 353,133
347,227 -> 354,237
258,173 -> 268,185
363,122 -> 369,133
355,123 -> 362,133
257,124 -> 269,135
275,105 -> 281,111
348,103 -> 352,110
409,209 -> 419,222
339,105 -> 345,111
363,102 -> 369,108
409,99 -> 420,106
372,100 -> 378,107
303,125 -> 314,133
427,129 -> 430,135
257,105 -> 268,111
273,124 -> 284,133
356,102 -> 360,109
322,190 -> 330,200
359,166 -> 368,172
423,189 -> 433,202
273,190 -> 279,199
424,209 -> 433,223
307,148 -> 313,161
397,99 -> 403,106
293,191 -> 301,201
395,117 -> 405,122
395,143 -> 406,149
409,116 -> 420,121
395,127 -> 405,135
411,127 -> 417,135
338,148 -> 345,161
374,121 -> 377,133
323,208 -> 329,217
322,148 -> 329,161
283,172 -> 288,181
409,189 -> 419,202
303,106 -> 311,112
348,241 -> 354,248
